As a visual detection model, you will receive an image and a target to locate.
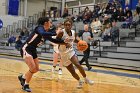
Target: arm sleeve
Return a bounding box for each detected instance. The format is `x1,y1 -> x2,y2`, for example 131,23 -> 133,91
37,26 -> 56,36
45,36 -> 65,44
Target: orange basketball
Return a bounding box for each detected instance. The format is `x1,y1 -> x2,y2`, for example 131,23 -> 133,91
77,40 -> 88,51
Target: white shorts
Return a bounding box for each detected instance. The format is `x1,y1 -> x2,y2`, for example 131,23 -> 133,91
60,50 -> 75,67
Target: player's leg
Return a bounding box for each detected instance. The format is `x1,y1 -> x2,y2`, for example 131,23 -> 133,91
58,53 -> 63,75
70,54 -> 86,77
66,63 -> 83,88
18,56 -> 38,92
18,49 -> 39,92
70,54 -> 94,85
52,52 -> 58,72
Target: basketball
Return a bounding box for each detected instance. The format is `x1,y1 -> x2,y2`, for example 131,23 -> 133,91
77,40 -> 88,51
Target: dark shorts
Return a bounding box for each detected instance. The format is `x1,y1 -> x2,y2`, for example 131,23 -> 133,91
20,46 -> 37,59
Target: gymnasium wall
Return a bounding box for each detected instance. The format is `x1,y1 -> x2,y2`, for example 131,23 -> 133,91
0,0 -> 7,15
0,15 -> 24,27
26,0 -> 60,16
0,0 -> 109,27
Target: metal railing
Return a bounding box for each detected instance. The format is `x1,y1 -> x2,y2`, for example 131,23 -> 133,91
0,11 -> 43,39
91,39 -> 101,57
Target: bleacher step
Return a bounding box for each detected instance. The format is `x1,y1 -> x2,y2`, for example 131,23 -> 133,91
105,52 -> 140,60
117,47 -> 140,53
93,57 -> 140,71
126,42 -> 140,47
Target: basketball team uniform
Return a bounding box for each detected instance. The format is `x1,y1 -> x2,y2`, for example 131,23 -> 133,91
20,26 -> 64,59
51,36 -> 59,53
58,29 -> 76,66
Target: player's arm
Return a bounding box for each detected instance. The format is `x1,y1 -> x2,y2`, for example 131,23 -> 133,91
56,30 -> 63,39
55,30 -> 71,48
45,36 -> 66,44
56,30 -> 70,43
49,36 -> 57,46
44,31 -> 69,45
37,26 -> 56,36
50,41 -> 55,46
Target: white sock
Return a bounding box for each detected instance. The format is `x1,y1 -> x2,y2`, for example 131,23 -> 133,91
25,81 -> 29,85
79,79 -> 82,82
22,74 -> 26,79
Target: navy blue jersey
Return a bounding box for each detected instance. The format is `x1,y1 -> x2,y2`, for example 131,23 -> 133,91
23,25 -> 64,48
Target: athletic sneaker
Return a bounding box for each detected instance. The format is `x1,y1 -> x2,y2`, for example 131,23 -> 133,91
22,84 -> 31,92
85,78 -> 94,85
18,74 -> 25,86
58,69 -> 62,75
77,80 -> 83,89
88,67 -> 92,71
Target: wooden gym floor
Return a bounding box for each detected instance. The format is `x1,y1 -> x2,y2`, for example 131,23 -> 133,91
0,55 -> 140,93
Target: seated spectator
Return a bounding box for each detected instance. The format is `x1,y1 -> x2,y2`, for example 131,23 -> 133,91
124,7 -> 132,17
117,7 -> 125,22
83,7 -> 92,24
20,27 -> 29,40
15,36 -> 23,51
111,8 -> 118,21
136,0 -> 140,15
125,12 -> 133,23
90,17 -> 102,33
110,20 -> 119,44
101,23 -> 111,41
77,11 -> 84,22
8,36 -> 16,46
101,15 -> 111,35
16,28 -> 22,33
121,12 -> 133,28
71,11 -> 78,22
131,11 -> 140,28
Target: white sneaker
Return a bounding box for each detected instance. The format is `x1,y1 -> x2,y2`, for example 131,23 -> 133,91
77,80 -> 83,89
58,70 -> 62,75
85,78 -> 94,85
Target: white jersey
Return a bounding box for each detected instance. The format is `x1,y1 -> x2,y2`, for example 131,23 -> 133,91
58,29 -> 76,66
58,29 -> 75,53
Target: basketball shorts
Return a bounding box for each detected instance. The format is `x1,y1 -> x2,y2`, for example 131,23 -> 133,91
60,50 -> 75,67
20,45 -> 37,59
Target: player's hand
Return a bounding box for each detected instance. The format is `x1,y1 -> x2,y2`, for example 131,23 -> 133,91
64,37 -> 70,43
65,43 -> 72,48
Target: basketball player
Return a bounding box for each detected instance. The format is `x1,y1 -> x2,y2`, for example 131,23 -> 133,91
51,27 -> 63,75
18,17 -> 70,92
57,18 -> 94,88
